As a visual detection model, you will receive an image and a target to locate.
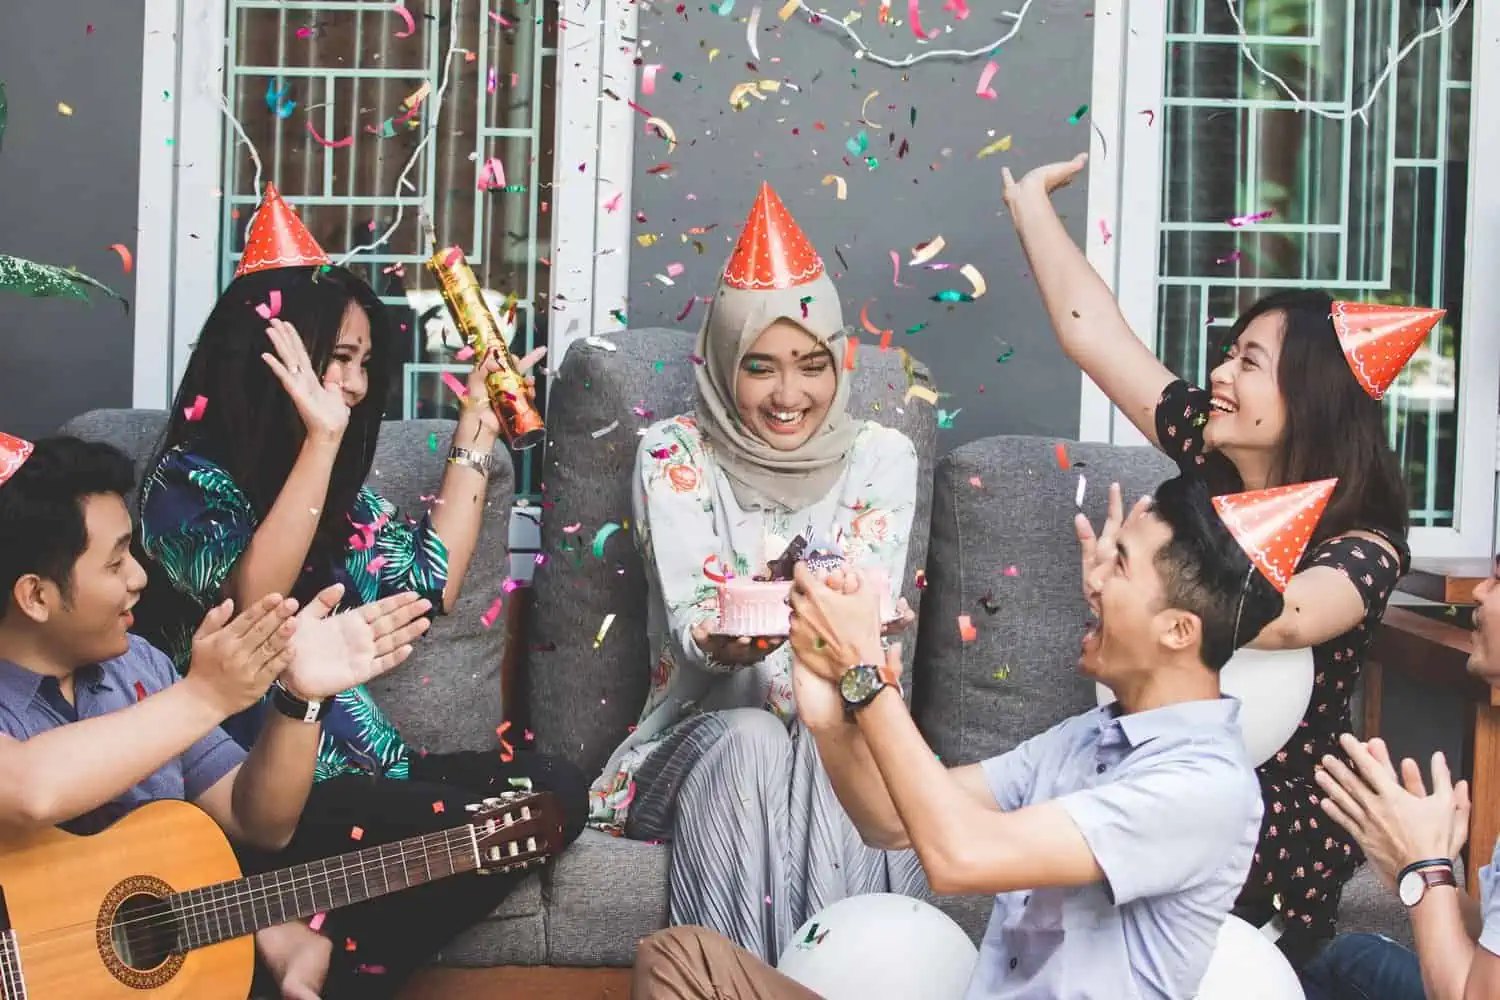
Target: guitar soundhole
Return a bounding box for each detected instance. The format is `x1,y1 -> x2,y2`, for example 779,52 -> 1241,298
97,875 -> 186,988
111,893 -> 179,969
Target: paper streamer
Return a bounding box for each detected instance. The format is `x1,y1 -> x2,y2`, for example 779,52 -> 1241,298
480,596 -> 504,628
907,0 -> 939,39
254,290 -> 282,320
306,121 -> 355,149
943,0 -> 970,18
592,522 -> 624,557
591,420 -> 620,439
821,174 -> 847,200
960,263 -> 987,298
109,244 -> 134,274
390,3 -> 416,38
889,250 -> 908,287
702,554 -> 734,584
645,116 -> 678,153
642,64 -> 662,94
593,613 -> 617,649
904,384 -> 939,405
976,61 -> 998,100
747,4 -> 763,61
910,235 -> 945,266
441,371 -> 469,400
859,90 -> 883,129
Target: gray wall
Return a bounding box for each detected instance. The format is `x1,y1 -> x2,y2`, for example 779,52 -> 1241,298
626,1 -> 1094,448
0,0 -> 143,439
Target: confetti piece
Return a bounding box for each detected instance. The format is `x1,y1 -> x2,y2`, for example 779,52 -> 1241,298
390,3 -> 416,38
366,556 -> 387,575
937,408 -> 961,429
1075,474 -> 1087,508
859,90 -> 883,129
592,419 -> 620,438
592,522 -> 623,557
443,247 -> 463,269
496,720 -> 515,762
356,965 -> 389,975
779,0 -> 800,18
703,555 -> 733,583
931,290 -> 973,304
907,0 -> 939,39
977,135 -> 1012,159
645,116 -> 678,153
480,596 -> 504,628
1068,104 -> 1090,125
345,938 -> 358,952
975,62 -> 999,100
305,121 -> 354,149
134,680 -> 148,701
889,251 -> 908,287
844,338 -> 858,371
254,289 -> 282,320
309,913 -> 326,932
957,615 -> 977,642
960,263 -> 987,298
715,0 -> 736,14
183,395 -> 208,422
441,371 -> 469,401
350,826 -> 364,841
666,262 -> 685,278
108,243 -> 134,274
845,130 -> 869,157
477,157 -> 506,190
1055,443 -> 1070,469
1098,219 -> 1112,245
909,236 -> 945,266
593,613 -> 617,649
1139,109 -> 1156,126
1216,250 -> 1243,264
822,174 -> 847,200
943,0 -> 970,17
57,103 -> 74,116
904,384 -> 939,405
454,344 -> 475,362
1227,210 -> 1273,228
642,64 -> 662,94
746,4 -> 763,61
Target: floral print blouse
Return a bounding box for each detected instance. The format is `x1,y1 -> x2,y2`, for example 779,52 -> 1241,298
138,445 -> 450,782
587,416 -> 920,830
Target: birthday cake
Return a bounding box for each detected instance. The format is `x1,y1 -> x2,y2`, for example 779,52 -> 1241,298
713,535 -> 899,637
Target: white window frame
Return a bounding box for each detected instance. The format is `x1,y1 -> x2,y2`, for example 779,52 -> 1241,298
1084,0 -> 1500,561
132,0 -> 634,406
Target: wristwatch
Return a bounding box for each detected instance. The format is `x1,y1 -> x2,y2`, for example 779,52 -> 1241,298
1398,860 -> 1457,907
270,679 -> 330,724
448,446 -> 495,477
839,662 -> 901,713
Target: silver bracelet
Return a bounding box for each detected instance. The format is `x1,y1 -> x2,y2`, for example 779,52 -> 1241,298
448,446 -> 494,477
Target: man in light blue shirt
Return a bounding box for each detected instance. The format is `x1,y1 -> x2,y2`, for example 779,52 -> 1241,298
1301,554 -> 1500,1000
633,474 -> 1313,999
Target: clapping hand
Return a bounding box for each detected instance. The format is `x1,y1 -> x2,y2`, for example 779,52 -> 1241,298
280,586 -> 434,700
261,319 -> 350,444
184,594 -> 302,717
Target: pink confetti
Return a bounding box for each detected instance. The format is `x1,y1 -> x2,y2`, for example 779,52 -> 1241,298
562,522 -> 582,534
309,913 -> 327,932
603,190 -> 624,213
889,250 -> 908,287
481,596 -> 505,628
524,728 -> 535,741
477,157 -> 506,191
487,67 -> 498,93
254,289 -> 282,320
488,10 -> 515,27
1004,565 -> 1019,577
942,0 -> 970,17
356,965 -> 389,975
366,556 -> 387,575
676,297 -> 698,322
1139,109 -> 1155,126
666,262 -> 685,278
1227,210 -> 1273,228
502,577 -> 522,593
441,372 -> 469,400
390,3 -> 416,38
305,121 -> 355,149
907,0 -> 939,39
183,395 -> 208,422
975,62 -> 998,100
1216,250 -> 1244,264
350,826 -> 364,841
642,64 -> 662,95
443,247 -> 463,268
1098,219 -> 1112,244
454,345 -> 475,362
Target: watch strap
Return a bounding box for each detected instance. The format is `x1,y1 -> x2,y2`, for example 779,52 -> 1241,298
270,680 -> 329,724
1398,858 -> 1453,883
448,446 -> 494,476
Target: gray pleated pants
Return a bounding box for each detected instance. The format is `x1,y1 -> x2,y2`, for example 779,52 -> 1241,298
625,708 -> 930,965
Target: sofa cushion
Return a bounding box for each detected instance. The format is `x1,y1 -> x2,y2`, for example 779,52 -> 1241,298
543,830 -> 671,965
526,328 -> 939,779
913,436 -> 1175,764
433,874 -> 549,966
59,410 -> 514,755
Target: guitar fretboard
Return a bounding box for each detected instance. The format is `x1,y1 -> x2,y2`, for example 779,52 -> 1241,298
0,886 -> 24,1000
170,825 -> 479,950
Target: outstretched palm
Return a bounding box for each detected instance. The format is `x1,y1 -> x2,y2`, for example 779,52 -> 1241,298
261,318 -> 351,442
281,587 -> 433,699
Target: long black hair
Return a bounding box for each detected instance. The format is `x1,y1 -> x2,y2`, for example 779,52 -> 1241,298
1199,289 -> 1410,551
147,265 -> 393,592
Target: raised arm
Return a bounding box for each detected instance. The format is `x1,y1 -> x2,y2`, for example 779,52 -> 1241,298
1250,531 -> 1405,650
1001,156 -> 1175,445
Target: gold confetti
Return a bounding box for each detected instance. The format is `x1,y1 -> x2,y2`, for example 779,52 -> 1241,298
57,103 -> 74,116
904,385 -> 939,405
910,235 -> 945,266
708,48 -> 721,61
960,263 -> 988,298
778,0 -> 799,18
859,89 -> 883,129
821,174 -> 847,200
637,233 -> 660,247
644,116 -> 678,153
977,135 -> 1013,159
593,613 -> 617,649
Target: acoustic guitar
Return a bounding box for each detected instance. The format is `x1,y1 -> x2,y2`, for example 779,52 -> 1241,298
0,790 -> 561,999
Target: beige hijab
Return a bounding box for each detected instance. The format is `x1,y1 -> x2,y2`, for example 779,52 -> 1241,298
692,272 -> 859,512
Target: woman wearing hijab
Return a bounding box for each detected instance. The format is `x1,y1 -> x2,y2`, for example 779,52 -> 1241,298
590,184 -> 926,961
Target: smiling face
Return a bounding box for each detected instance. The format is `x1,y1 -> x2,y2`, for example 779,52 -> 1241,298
734,319 -> 838,450
320,301 -> 374,409
1203,311 -> 1289,454
1469,558 -> 1500,686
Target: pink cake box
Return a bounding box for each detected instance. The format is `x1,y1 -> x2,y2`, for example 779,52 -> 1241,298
713,567 -> 899,638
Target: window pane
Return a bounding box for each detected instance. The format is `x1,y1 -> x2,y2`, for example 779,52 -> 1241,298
222,0 -> 558,494
1158,0 -> 1474,528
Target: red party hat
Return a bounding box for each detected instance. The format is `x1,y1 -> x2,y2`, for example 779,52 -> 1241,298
1331,301 -> 1445,401
1211,479 -> 1336,592
0,432 -> 34,489
722,183 -> 825,290
235,183 -> 331,277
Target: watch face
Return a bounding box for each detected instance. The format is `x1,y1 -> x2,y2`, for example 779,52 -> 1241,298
840,665 -> 877,705
1398,871 -> 1424,907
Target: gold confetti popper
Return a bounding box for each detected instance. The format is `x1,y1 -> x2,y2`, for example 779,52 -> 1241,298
423,218 -> 545,450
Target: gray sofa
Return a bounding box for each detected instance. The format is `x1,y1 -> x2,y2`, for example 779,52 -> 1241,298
60,326 -> 1406,973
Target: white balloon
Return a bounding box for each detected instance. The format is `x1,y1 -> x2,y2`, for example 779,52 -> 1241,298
1194,916 -> 1305,999
1095,646 -> 1314,766
778,894 -> 978,1000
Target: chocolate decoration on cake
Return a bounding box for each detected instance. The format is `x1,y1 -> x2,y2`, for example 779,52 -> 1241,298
764,534 -> 809,581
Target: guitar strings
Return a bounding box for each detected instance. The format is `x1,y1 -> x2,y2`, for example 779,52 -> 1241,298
8,822 -> 522,954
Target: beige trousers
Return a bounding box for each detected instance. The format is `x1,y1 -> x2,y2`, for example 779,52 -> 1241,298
632,926 -> 822,1000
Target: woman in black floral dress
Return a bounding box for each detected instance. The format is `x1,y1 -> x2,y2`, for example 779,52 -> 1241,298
1002,156 -> 1421,964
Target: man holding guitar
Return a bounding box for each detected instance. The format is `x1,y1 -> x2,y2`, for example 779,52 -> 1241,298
0,434 -> 572,1000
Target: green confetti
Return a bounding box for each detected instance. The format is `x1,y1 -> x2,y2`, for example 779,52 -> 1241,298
904,323 -> 928,335
996,345 -> 1016,363
653,360 -> 666,373
0,255 -> 125,310
610,308 -> 628,325
936,408 -> 961,429
991,665 -> 1011,681
1068,104 -> 1090,125
909,106 -> 916,127
592,521 -> 624,558
863,156 -> 879,171
428,433 -> 440,452
845,130 -> 869,157
931,290 -> 974,303
507,777 -> 534,791
713,0 -> 736,13
672,71 -> 684,82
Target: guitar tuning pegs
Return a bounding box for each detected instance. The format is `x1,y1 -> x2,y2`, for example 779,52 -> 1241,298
482,796 -> 502,807
465,803 -> 483,812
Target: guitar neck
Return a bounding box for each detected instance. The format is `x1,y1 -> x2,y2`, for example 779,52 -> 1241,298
0,887 -> 24,1000
171,825 -> 480,950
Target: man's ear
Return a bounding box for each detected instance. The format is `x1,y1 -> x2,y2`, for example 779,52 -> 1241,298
1157,608 -> 1202,656
10,574 -> 57,625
